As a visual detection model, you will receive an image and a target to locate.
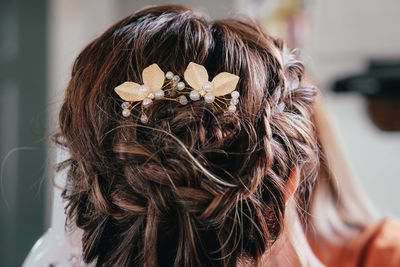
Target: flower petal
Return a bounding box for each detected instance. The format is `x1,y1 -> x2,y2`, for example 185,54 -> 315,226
184,62 -> 209,90
142,64 -> 165,91
211,72 -> 239,96
114,82 -> 145,101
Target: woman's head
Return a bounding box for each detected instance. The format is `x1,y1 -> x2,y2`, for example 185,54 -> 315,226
57,5 -> 319,266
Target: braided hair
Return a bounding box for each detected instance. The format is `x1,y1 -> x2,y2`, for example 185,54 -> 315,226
55,5 -> 319,266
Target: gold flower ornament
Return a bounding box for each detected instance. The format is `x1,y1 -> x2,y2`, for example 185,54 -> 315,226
114,62 -> 240,123
184,62 -> 240,112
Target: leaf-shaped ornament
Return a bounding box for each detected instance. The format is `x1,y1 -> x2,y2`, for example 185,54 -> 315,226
211,72 -> 239,96
184,62 -> 209,90
114,82 -> 145,102
142,63 -> 165,91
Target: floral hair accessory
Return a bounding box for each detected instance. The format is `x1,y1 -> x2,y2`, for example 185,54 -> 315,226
114,62 -> 240,123
184,62 -> 240,113
114,64 -> 168,123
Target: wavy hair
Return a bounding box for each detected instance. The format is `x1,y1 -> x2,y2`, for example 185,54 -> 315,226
55,5 -> 371,267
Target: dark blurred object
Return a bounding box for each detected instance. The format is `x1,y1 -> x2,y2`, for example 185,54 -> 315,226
332,59 -> 400,131
0,0 -> 47,266
367,98 -> 400,131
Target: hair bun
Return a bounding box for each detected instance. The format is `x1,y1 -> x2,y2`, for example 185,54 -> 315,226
57,5 -> 319,266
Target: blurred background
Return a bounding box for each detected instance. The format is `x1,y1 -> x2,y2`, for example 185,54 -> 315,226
1,0 -> 399,266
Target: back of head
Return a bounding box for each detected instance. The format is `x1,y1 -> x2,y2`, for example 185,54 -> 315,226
57,4 -> 318,266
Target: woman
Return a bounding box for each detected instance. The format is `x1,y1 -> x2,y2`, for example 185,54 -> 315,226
24,5 -> 400,267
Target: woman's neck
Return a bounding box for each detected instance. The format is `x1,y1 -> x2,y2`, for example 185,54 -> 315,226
262,200 -> 325,267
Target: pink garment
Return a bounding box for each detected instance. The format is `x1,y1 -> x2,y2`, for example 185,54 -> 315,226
311,219 -> 400,267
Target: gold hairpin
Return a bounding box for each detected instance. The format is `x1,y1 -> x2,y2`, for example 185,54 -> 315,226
114,62 -> 240,123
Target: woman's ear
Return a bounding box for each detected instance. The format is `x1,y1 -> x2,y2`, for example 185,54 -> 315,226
285,166 -> 299,203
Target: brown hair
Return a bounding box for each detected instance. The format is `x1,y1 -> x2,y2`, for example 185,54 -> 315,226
56,5 -> 320,266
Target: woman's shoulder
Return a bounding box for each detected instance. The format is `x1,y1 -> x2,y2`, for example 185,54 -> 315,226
313,218 -> 400,267
358,218 -> 400,266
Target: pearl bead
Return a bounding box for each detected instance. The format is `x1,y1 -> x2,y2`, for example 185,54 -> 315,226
230,98 -> 239,105
179,95 -> 188,105
228,105 -> 237,113
172,75 -> 180,82
277,102 -> 286,112
142,98 -> 152,107
203,81 -> 213,91
140,114 -> 148,123
139,84 -> 149,94
177,82 -> 185,90
231,90 -> 240,99
189,90 -> 201,101
166,71 -> 174,80
204,93 -> 215,103
154,89 -> 164,99
199,90 -> 206,96
148,93 -> 155,99
122,109 -> 131,117
121,102 -> 130,109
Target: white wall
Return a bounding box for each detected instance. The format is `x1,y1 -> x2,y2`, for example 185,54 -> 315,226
305,0 -> 400,217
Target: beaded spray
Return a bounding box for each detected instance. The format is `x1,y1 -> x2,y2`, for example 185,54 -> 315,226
114,62 -> 240,123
